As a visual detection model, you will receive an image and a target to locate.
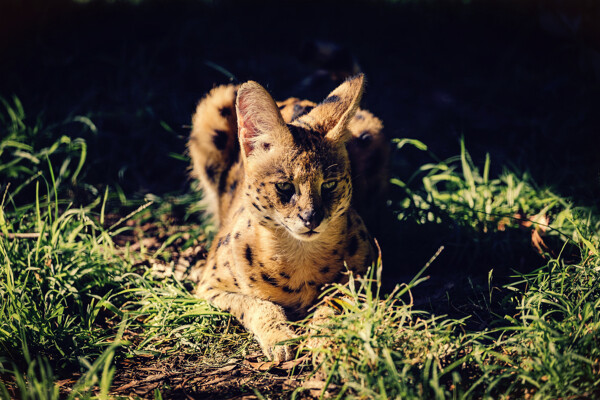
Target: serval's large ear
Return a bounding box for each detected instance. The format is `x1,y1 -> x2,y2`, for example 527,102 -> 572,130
296,74 -> 365,144
236,81 -> 290,158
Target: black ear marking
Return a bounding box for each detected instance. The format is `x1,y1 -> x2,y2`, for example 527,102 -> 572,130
322,95 -> 340,104
219,106 -> 232,117
291,104 -> 315,121
297,74 -> 364,142
213,130 -> 228,150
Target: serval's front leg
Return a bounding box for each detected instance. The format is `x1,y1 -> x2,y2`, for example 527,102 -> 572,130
199,288 -> 297,363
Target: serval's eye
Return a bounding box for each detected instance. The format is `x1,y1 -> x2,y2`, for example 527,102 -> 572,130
321,180 -> 337,191
275,182 -> 295,203
275,182 -> 294,194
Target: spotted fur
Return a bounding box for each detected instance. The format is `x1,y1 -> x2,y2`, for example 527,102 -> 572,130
188,74 -> 386,362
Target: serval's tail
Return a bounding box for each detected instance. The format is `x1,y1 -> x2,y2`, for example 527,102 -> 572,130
188,84 -> 241,226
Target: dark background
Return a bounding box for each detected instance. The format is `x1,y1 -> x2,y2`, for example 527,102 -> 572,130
2,0 -> 598,197
1,0 -> 599,310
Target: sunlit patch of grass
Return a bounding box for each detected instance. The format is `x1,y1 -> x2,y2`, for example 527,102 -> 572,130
0,99 -> 126,369
391,137 -> 599,249
0,191 -> 133,396
302,252 -> 472,399
120,274 -> 253,361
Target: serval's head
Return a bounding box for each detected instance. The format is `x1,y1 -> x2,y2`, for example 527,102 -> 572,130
235,75 -> 364,241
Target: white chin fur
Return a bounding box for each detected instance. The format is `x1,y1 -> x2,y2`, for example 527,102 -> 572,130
292,231 -> 322,242
288,225 -> 327,242
279,219 -> 329,242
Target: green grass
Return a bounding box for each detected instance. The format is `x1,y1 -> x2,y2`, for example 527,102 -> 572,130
303,249 -> 599,398
0,99 -> 249,398
1,98 -> 599,398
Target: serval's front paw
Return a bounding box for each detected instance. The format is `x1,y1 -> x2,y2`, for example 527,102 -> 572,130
257,323 -> 297,363
303,302 -> 339,363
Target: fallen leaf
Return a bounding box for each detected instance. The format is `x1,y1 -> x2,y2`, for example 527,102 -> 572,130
55,379 -> 77,388
245,351 -> 263,360
144,373 -> 168,382
243,359 -> 274,371
133,381 -> 160,395
139,366 -> 165,373
114,380 -> 140,392
206,364 -> 237,375
278,355 -> 309,370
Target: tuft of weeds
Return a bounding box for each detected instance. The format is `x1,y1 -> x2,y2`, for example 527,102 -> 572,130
478,253 -> 600,398
120,274 -> 252,361
0,96 -> 96,205
0,181 -> 129,370
0,189 -> 131,397
391,138 -> 599,247
304,254 -> 471,399
395,139 -> 544,231
389,137 -> 600,291
0,337 -> 123,400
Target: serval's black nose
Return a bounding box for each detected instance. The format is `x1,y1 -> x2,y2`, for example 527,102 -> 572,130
298,208 -> 324,230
